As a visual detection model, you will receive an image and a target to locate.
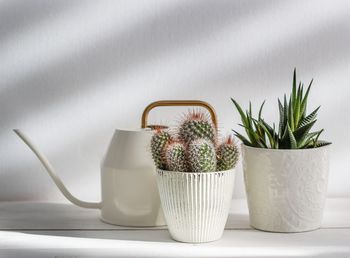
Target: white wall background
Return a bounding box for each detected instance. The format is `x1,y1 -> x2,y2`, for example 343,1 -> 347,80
1,0 -> 350,203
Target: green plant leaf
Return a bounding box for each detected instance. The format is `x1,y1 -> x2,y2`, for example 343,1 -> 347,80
288,96 -> 294,131
278,99 -> 285,137
283,94 -> 288,122
297,130 -> 321,148
292,68 -> 297,106
253,119 -> 264,139
314,140 -> 332,148
287,124 -> 297,149
231,98 -> 248,126
260,119 -> 278,138
299,106 -> 320,127
293,120 -> 317,141
301,79 -> 313,115
246,110 -> 253,128
257,119 -> 276,148
313,129 -> 323,148
232,130 -> 251,146
273,123 -> 279,148
258,100 -> 266,120
294,82 -> 302,126
245,114 -> 257,144
239,122 -> 267,148
249,101 -> 252,117
280,125 -> 290,148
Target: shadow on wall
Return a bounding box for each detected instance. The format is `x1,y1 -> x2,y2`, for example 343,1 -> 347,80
190,10 -> 350,97
0,0 -> 83,41
0,0 -> 275,131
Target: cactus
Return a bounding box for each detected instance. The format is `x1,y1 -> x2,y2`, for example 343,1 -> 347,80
217,136 -> 239,171
179,111 -> 216,144
151,129 -> 171,169
187,139 -> 216,172
150,110 -> 239,172
165,141 -> 188,172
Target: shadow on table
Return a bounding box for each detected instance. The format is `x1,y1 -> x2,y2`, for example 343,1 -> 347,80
16,212 -> 251,244
18,229 -> 174,243
225,213 -> 251,229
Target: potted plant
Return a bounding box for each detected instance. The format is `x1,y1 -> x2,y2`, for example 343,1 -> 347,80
232,69 -> 331,233
150,111 -> 239,243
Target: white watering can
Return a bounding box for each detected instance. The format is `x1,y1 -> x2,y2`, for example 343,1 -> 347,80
14,100 -> 217,227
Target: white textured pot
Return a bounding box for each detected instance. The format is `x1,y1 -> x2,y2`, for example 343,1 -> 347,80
242,144 -> 331,232
156,169 -> 235,243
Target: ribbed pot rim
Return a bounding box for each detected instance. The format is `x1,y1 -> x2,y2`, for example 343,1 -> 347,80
157,168 -> 235,175
242,143 -> 331,153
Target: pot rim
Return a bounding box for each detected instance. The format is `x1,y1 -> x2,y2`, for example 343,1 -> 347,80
156,168 -> 235,175
242,143 -> 331,153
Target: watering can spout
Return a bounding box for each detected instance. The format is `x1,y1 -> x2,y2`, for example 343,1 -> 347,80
13,129 -> 102,209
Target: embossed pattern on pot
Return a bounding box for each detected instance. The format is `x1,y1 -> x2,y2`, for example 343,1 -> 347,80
242,145 -> 331,232
156,169 -> 235,243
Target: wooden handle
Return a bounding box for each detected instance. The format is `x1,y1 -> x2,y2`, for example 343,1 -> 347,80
141,100 -> 217,129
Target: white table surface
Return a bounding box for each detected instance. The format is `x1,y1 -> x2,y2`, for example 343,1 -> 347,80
0,199 -> 349,258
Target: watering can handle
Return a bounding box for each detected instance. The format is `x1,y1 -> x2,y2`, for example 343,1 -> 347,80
141,100 -> 218,129
13,129 -> 102,209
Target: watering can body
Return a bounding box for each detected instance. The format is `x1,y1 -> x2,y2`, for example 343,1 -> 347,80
14,129 -> 165,227
100,129 -> 165,226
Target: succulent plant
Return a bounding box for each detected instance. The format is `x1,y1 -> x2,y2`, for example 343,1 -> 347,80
217,136 -> 239,171
187,139 -> 216,172
150,129 -> 171,169
179,111 -> 216,144
231,69 -> 331,149
165,141 -> 188,172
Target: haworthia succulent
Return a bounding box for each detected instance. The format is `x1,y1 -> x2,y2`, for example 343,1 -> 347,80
231,69 -> 331,149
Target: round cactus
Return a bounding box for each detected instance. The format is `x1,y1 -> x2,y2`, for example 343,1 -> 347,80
151,129 -> 171,169
165,141 -> 188,172
216,136 -> 239,171
187,139 -> 216,172
179,111 -> 216,144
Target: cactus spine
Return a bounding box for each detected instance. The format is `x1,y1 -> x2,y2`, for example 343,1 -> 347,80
187,139 -> 216,172
165,141 -> 188,172
179,111 -> 216,144
217,136 -> 239,171
150,129 -> 171,170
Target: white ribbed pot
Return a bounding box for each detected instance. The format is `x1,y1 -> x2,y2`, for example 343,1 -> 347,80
242,144 -> 331,233
156,169 -> 235,243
